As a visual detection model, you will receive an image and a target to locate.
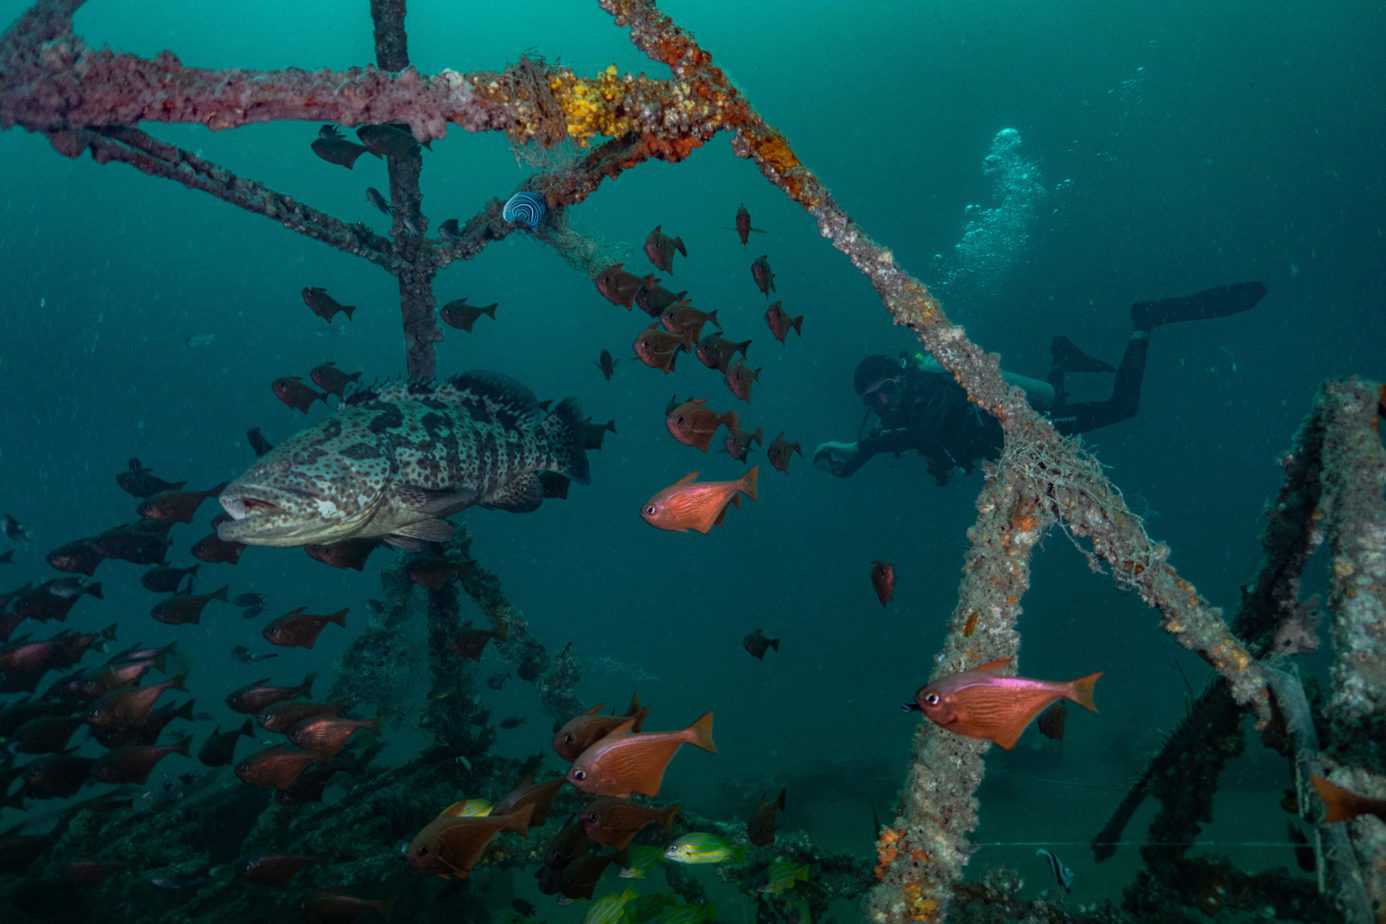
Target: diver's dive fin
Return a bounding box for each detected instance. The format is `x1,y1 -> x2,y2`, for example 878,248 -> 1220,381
1131,281 -> 1266,331
1050,336 -> 1115,374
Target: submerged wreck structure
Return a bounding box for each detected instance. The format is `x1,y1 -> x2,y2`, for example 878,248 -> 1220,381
0,1 -> 1382,921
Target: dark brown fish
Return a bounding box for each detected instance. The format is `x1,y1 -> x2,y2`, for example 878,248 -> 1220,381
356,123 -> 421,157
438,218 -> 461,240
644,225 -> 687,273
191,531 -> 244,565
595,263 -> 655,309
695,334 -> 751,372
581,797 -> 679,850
724,359 -> 761,402
140,564 -> 198,594
634,281 -> 687,317
236,746 -> 320,790
743,628 -> 780,660
11,579 -> 102,623
451,625 -> 499,662
262,607 -> 347,649
310,127 -> 370,170
407,805 -> 535,879
302,892 -> 391,924
11,714 -> 85,754
46,539 -> 104,576
1311,775 -> 1386,823
289,715 -> 376,759
241,854 -> 323,886
116,459 -> 184,499
232,646 -> 276,665
666,399 -> 735,452
137,484 -> 225,524
62,860 -> 127,884
365,186 -> 390,215
226,672 -> 316,715
1037,701 -> 1067,741
198,718 -> 255,767
909,657 -> 1101,750
553,699 -> 649,762
767,433 -> 801,473
152,586 -> 229,626
545,848 -> 618,900
440,298 -> 498,332
568,712 -> 716,798
258,700 -> 340,734
747,787 -> 786,846
596,349 -> 617,381
660,302 -> 719,344
735,204 -> 761,245
751,255 -> 776,296
494,774 -> 567,827
94,520 -> 171,565
89,697 -> 193,749
272,376 -> 327,414
407,557 -> 464,591
871,561 -> 895,607
724,422 -> 764,462
764,301 -> 803,342
499,716 -> 526,730
18,753 -> 95,799
246,427 -> 274,457
310,362 -> 362,398
92,735 -> 190,784
301,287 -> 356,324
86,673 -> 186,727
580,418 -> 617,451
304,538 -> 381,572
634,325 -> 685,373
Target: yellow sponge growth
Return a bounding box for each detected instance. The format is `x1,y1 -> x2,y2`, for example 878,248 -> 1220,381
549,65 -> 635,146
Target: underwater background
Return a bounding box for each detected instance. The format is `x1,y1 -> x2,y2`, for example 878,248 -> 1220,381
1,0 -> 1384,920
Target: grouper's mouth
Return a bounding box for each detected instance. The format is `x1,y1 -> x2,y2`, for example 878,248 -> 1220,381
217,484 -> 363,548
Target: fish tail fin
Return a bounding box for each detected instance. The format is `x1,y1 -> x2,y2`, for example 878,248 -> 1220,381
341,304 -> 356,320
174,698 -> 196,720
1067,672 -> 1101,713
483,303 -> 498,318
626,692 -> 641,715
506,803 -> 536,835
630,706 -> 650,733
751,428 -> 764,445
169,671 -> 189,692
740,466 -> 760,502
1311,774 -> 1360,823
662,804 -> 681,832
210,585 -> 230,603
674,236 -> 686,256
329,608 -> 348,627
300,671 -> 318,698
172,733 -> 193,757
725,410 -> 740,433
541,397 -> 591,485
776,787 -> 786,810
239,719 -> 254,737
152,642 -> 179,674
100,622 -> 118,641
604,419 -> 617,435
347,371 -> 362,383
737,339 -> 752,357
708,309 -> 720,329
86,582 -> 104,600
770,637 -> 781,652
792,314 -> 804,334
685,711 -> 716,753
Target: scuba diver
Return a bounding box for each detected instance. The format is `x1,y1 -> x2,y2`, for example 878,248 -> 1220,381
812,282 -> 1267,484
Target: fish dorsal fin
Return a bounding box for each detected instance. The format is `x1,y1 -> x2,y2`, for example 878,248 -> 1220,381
973,657 -> 1012,674
599,718 -> 638,742
587,704 -> 604,716
675,472 -> 699,487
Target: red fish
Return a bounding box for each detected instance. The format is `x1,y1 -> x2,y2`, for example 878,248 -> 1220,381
303,893 -> 391,924
644,225 -> 687,273
493,774 -> 567,827
86,673 -> 186,728
137,484 -> 225,524
1311,775 -> 1386,823
595,349 -> 617,381
301,286 -> 356,323
666,399 -> 736,452
734,204 -> 763,245
767,433 -> 801,473
871,561 -> 895,606
634,281 -> 687,317
289,715 -> 376,759
553,699 -> 649,761
225,672 -> 316,714
747,787 -> 786,846
724,359 -> 761,402
197,719 -> 255,767
661,302 -> 719,344
46,539 -> 105,576
452,624 -> 502,662
262,607 -> 347,649
440,298 -> 498,332
724,422 -> 763,462
568,712 -> 716,798
642,468 -> 758,534
151,586 -> 229,626
908,657 -> 1101,750
94,520 -> 171,565
92,735 -> 191,784
406,805 -> 534,879
581,797 -> 680,850
304,538 -> 381,572
309,362 -> 362,398
258,700 -> 341,734
236,746 -> 320,790
764,301 -> 803,342
695,334 -> 751,372
751,255 -> 775,296
191,531 -> 244,565
595,263 -> 655,309
116,459 -> 184,499
240,854 -> 322,886
272,376 -> 327,414
634,325 -> 685,373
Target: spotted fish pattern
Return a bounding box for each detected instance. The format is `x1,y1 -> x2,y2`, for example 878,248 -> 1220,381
216,372 -> 590,549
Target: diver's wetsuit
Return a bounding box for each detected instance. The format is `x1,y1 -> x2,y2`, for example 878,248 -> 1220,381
826,282 -> 1266,484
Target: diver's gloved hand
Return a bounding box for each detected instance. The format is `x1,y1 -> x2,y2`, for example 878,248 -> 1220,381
812,441 -> 863,478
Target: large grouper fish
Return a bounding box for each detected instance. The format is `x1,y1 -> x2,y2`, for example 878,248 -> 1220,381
216,372 -> 591,549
